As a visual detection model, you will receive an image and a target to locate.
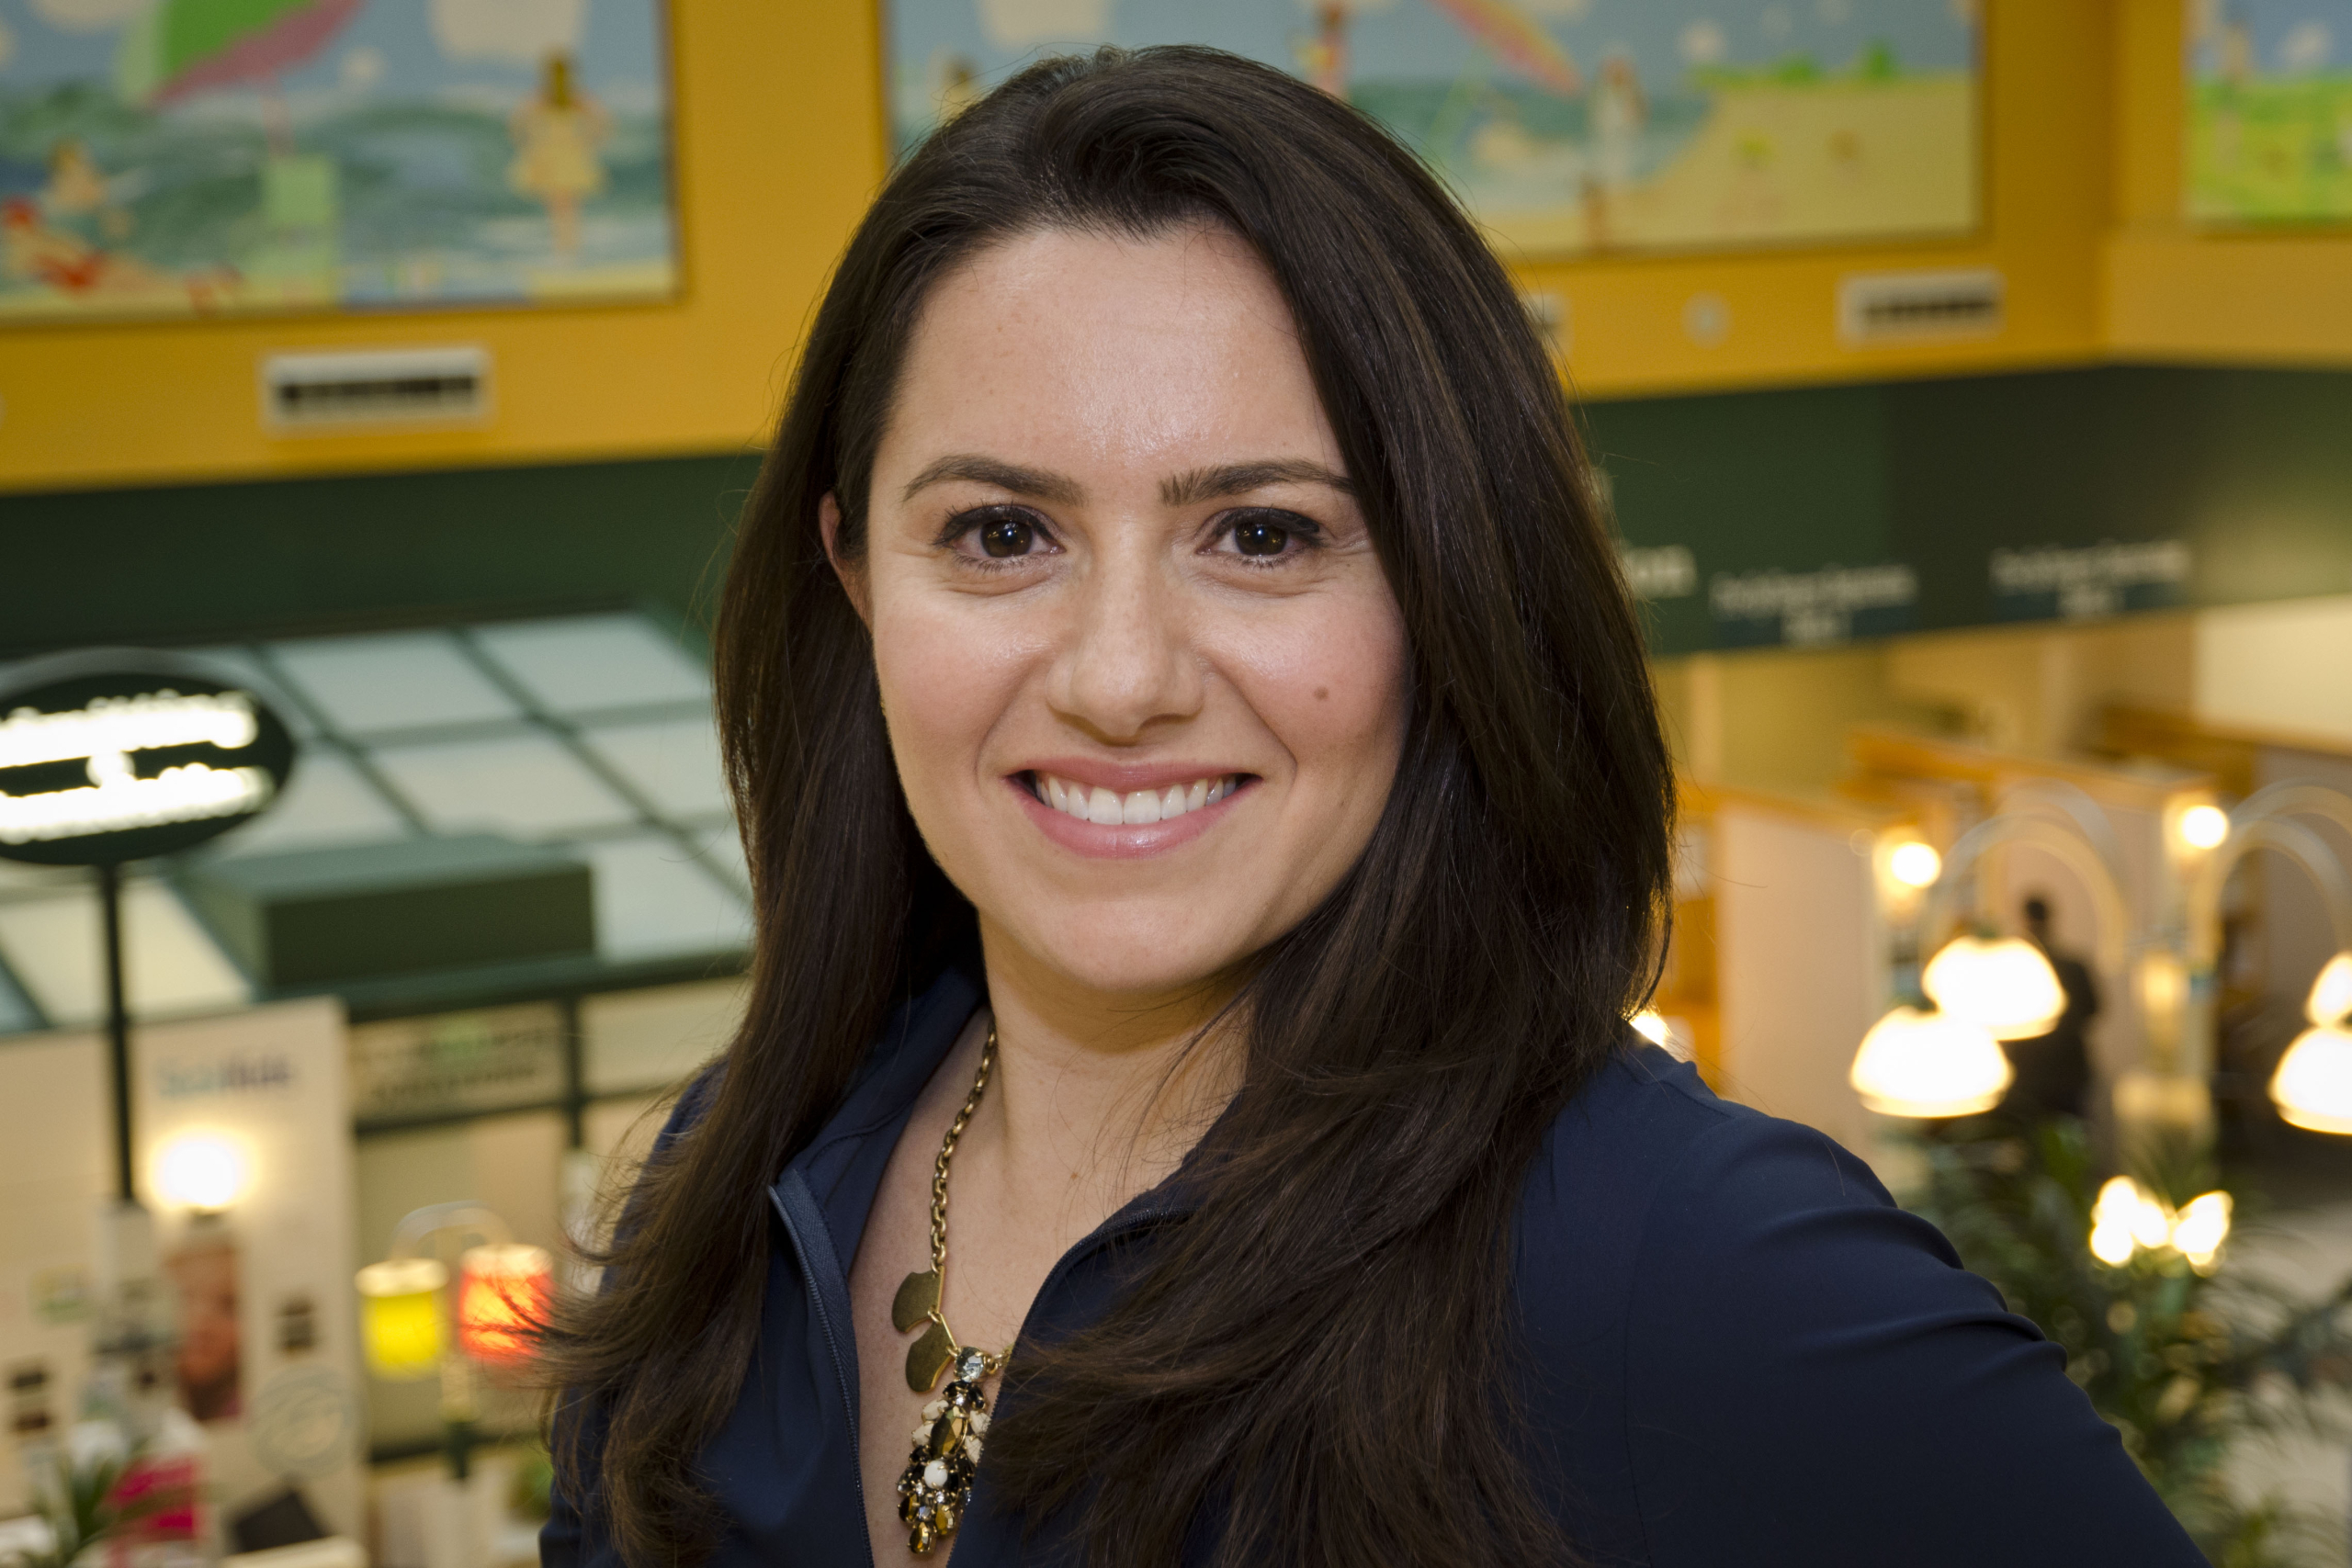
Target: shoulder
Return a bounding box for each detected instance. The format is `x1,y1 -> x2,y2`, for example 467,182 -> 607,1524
1513,1043 -> 1917,1410
1517,1042 -> 1903,1294
1512,1043 -> 2203,1567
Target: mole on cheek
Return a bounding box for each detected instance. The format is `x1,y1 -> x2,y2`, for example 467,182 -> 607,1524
1315,687 -> 1329,700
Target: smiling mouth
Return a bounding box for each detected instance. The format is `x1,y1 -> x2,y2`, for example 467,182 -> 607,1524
1025,771 -> 1250,826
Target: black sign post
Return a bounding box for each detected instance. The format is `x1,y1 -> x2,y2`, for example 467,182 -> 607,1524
98,861 -> 130,1201
0,650 -> 298,1201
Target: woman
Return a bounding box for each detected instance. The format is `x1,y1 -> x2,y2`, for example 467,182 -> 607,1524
542,47 -> 2201,1568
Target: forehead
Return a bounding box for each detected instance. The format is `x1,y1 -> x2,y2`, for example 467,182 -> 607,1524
880,224 -> 1335,479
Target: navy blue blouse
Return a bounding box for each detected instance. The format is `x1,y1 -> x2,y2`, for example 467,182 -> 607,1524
544,965 -> 2204,1566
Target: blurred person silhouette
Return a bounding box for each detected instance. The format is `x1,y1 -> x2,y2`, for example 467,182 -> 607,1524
2001,893 -> 2099,1122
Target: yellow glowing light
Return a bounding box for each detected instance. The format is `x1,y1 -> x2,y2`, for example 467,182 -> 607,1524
2091,1176 -> 2162,1266
153,1134 -> 247,1213
2177,803 -> 2230,852
2087,1176 -> 2234,1271
1849,1006 -> 2013,1118
2092,1177 -> 2140,1231
1887,840 -> 1942,889
1921,935 -> 2065,1041
2271,1024 -> 2352,1135
2173,1191 -> 2233,1274
2307,953 -> 2352,1029
1630,1010 -> 1670,1046
356,1258 -> 447,1381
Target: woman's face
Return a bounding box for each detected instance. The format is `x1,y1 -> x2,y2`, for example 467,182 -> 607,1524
842,224 -> 1409,1002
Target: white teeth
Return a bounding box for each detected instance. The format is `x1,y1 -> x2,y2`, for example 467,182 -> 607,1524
1035,773 -> 1239,824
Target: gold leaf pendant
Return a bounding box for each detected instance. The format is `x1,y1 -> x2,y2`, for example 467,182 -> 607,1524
892,1269 -> 942,1333
903,1319 -> 954,1394
897,1347 -> 993,1555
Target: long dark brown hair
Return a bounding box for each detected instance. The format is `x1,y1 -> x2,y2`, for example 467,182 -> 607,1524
545,45 -> 1672,1568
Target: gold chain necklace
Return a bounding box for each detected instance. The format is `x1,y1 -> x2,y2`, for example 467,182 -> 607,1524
889,1022 -> 1015,1555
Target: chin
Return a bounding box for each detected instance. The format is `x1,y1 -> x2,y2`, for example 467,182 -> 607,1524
989,899 -> 1263,1004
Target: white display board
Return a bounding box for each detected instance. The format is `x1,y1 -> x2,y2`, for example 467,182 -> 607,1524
0,998 -> 363,1548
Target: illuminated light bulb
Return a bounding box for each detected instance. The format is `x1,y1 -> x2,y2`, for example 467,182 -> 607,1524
457,1244 -> 555,1365
2171,1191 -> 2233,1273
1630,1010 -> 1670,1046
1921,935 -> 2066,1041
356,1258 -> 447,1381
1887,840 -> 1942,890
2090,1177 -> 2163,1266
2177,803 -> 2230,852
154,1134 -> 246,1213
2088,1220 -> 2136,1267
2092,1176 -> 2141,1229
2307,953 -> 2352,1029
1849,1006 -> 2013,1118
2270,1024 -> 2352,1135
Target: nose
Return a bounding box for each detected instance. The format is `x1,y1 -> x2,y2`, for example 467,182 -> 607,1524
1047,535 -> 1204,743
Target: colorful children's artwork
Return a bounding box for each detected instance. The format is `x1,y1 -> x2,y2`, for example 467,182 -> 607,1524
0,0 -> 676,321
888,0 -> 1981,258
2185,0 -> 2352,223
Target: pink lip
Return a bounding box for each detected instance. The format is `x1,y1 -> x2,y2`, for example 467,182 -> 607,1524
1007,772 -> 1252,860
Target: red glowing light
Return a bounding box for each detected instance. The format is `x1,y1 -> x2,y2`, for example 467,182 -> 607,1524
455,1245 -> 553,1363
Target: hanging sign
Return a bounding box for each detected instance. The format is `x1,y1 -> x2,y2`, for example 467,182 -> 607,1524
0,650 -> 297,867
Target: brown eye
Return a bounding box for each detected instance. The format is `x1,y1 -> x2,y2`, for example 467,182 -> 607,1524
979,515 -> 1035,557
1232,515 -> 1290,557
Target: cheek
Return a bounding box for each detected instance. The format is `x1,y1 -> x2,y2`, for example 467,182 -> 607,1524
1224,588 -> 1410,786
869,596 -> 1017,797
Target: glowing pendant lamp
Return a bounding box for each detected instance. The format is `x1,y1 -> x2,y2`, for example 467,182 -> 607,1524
2307,953 -> 2352,1029
1921,934 -> 2065,1040
1850,1006 -> 2013,1118
2272,953 -> 2352,1135
356,1258 -> 447,1381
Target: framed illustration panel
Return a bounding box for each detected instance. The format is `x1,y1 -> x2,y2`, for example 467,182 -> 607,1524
887,0 -> 1982,259
2184,0 -> 2352,224
0,0 -> 678,321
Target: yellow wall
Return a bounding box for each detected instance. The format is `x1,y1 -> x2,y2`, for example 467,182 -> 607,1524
0,0 -> 886,493
1542,0 -> 2112,400
2105,0 -> 2352,363
0,0 -> 2340,495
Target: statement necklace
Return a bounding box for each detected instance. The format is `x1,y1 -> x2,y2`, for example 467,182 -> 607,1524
891,1022 -> 1015,1555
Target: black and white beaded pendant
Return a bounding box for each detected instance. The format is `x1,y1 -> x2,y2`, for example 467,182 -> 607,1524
897,1347 -> 994,1554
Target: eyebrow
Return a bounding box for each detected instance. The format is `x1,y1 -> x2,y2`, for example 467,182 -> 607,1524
900,455 -> 1084,506
898,454 -> 1353,509
1159,460 -> 1353,506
